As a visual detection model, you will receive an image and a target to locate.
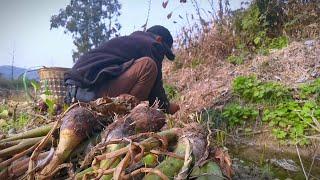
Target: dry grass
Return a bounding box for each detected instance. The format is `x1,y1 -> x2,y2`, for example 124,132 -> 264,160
164,25 -> 235,122
164,24 -> 320,123
235,39 -> 320,86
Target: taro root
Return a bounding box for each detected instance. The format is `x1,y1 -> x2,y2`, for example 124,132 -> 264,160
40,96 -> 140,177
78,103 -> 167,179
101,103 -> 166,142
40,106 -> 105,176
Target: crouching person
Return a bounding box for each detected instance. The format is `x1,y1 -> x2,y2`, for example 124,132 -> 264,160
64,25 -> 179,114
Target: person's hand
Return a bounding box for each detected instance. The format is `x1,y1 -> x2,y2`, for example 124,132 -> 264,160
168,102 -> 180,115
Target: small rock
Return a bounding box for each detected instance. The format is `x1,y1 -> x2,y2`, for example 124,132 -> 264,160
296,76 -> 308,83
270,158 -> 300,172
304,40 -> 316,48
274,76 -> 282,81
311,68 -> 320,78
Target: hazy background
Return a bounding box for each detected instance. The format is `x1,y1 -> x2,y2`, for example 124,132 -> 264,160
0,0 -> 241,69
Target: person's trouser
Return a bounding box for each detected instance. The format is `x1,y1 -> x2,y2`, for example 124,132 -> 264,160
95,57 -> 158,101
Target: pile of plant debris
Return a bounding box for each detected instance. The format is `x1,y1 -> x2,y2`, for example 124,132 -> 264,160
0,94 -> 232,179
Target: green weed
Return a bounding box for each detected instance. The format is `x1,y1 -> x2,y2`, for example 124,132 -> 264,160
222,103 -> 258,127
267,36 -> 288,50
227,54 -> 244,65
226,76 -> 320,145
263,101 -> 320,145
0,111 -> 30,133
232,76 -> 292,104
229,2 -> 289,62
299,78 -> 320,102
164,83 -> 179,101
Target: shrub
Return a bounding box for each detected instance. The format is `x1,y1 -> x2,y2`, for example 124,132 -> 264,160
226,0 -> 320,62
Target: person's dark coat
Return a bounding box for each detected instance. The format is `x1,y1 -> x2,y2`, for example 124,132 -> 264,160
65,31 -> 170,111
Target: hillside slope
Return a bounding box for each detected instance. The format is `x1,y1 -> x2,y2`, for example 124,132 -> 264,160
163,38 -> 320,121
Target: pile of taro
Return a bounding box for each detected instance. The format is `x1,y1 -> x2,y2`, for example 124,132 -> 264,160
0,94 -> 232,179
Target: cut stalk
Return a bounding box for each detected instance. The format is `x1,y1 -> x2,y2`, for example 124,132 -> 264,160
6,151 -> 50,179
144,124 -> 207,180
100,144 -> 124,180
190,161 -> 224,180
106,129 -> 179,180
0,124 -> 52,143
0,139 -> 23,149
143,139 -> 186,180
0,136 -> 46,158
76,129 -> 178,180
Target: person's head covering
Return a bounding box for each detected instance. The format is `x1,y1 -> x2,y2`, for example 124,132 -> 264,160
147,25 -> 175,60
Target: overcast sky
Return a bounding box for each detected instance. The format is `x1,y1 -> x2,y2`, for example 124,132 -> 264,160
0,0 -> 241,69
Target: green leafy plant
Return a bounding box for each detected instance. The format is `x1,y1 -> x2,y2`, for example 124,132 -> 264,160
164,83 -> 179,101
267,36 -> 288,49
30,80 -> 40,95
263,101 -> 320,145
227,54 -> 244,65
39,81 -> 56,115
222,103 -> 258,127
299,78 -> 320,102
0,112 -> 30,133
232,76 -> 292,103
230,1 -> 290,60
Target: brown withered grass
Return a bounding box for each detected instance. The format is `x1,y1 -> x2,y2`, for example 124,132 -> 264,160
163,23 -> 320,123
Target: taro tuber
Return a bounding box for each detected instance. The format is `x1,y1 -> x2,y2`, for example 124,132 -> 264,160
101,103 -> 166,142
40,96 -> 140,177
40,106 -> 104,176
78,103 -> 168,180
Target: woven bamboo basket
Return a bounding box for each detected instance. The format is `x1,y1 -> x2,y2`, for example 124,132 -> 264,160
38,67 -> 70,105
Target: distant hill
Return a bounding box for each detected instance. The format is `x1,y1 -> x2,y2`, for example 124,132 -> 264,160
0,65 -> 39,80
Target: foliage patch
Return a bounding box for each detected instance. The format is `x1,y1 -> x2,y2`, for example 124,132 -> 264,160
222,103 -> 258,127
222,76 -> 320,145
264,101 -> 320,145
232,76 -> 292,104
164,83 -> 179,101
